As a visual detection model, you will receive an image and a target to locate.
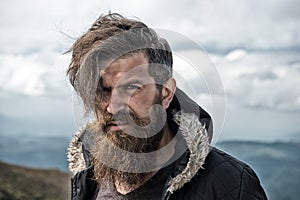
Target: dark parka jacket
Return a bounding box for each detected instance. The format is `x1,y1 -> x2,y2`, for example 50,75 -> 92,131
67,89 -> 268,200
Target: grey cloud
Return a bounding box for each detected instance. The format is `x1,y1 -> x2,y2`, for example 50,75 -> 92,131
216,51 -> 300,112
1,0 -> 300,55
162,0 -> 300,51
250,0 -> 300,20
239,71 -> 279,81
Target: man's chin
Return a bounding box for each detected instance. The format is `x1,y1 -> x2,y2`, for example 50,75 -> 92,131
91,123 -> 164,184
93,163 -> 152,187
92,145 -> 155,186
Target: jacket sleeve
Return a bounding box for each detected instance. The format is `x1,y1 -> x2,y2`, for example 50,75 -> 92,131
237,165 -> 268,200
209,149 -> 268,200
191,148 -> 268,200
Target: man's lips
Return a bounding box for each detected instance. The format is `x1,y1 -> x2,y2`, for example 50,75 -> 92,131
106,121 -> 128,131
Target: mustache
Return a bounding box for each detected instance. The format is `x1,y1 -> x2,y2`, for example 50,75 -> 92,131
103,110 -> 148,126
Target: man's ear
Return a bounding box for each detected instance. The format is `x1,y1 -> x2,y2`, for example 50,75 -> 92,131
161,78 -> 176,109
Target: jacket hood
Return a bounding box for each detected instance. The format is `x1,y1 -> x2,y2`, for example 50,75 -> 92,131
67,88 -> 212,194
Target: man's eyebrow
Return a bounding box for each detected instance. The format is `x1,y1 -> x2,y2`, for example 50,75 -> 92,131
117,79 -> 144,87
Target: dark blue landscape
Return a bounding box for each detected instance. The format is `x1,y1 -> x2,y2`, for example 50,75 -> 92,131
0,134 -> 70,172
0,133 -> 299,200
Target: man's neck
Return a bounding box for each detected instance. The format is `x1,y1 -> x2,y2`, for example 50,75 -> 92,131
114,125 -> 176,195
114,172 -> 156,195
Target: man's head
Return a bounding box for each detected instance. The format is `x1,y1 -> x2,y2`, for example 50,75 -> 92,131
67,13 -> 176,185
67,13 -> 174,113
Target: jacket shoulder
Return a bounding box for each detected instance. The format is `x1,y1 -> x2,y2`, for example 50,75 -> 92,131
172,147 -> 268,199
203,147 -> 267,199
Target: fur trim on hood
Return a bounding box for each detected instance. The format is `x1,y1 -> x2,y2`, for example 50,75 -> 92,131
67,111 -> 209,194
67,129 -> 86,174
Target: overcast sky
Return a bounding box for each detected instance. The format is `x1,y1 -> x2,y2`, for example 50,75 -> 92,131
0,0 -> 299,142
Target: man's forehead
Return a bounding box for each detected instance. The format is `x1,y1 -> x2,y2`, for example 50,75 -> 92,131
99,53 -> 156,87
100,53 -> 150,77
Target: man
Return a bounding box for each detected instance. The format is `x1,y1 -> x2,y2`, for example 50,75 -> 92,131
67,13 -> 267,199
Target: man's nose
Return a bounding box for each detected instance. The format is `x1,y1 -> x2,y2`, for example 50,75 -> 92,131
106,90 -> 126,114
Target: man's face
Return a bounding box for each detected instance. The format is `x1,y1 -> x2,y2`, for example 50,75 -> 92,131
97,52 -> 163,133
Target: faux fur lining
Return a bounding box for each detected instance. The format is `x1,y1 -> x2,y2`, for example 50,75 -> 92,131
67,111 -> 210,193
67,128 -> 87,174
167,112 -> 209,194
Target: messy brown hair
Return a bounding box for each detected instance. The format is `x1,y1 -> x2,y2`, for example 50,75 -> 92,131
66,13 -> 173,113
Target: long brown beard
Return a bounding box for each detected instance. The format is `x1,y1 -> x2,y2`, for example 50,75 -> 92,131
91,96 -> 166,187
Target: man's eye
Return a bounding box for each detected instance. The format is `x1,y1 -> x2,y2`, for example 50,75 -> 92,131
125,84 -> 141,90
